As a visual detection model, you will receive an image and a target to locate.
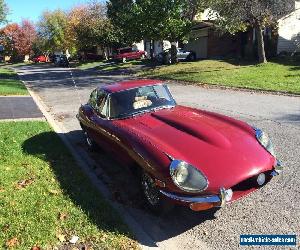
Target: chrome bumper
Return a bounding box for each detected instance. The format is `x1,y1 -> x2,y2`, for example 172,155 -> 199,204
160,162 -> 282,209
160,187 -> 228,208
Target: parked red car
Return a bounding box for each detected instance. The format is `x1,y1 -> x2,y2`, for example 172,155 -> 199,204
77,80 -> 282,212
33,55 -> 47,63
113,47 -> 146,62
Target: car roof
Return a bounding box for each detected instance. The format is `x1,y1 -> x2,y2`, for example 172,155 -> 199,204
100,79 -> 164,93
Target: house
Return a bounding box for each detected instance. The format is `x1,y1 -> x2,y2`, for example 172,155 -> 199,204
277,1 -> 300,54
184,21 -> 278,60
134,40 -> 172,58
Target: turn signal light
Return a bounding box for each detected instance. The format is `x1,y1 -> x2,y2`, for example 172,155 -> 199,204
190,202 -> 215,211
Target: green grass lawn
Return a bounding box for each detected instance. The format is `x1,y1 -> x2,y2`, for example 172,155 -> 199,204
76,59 -> 156,72
138,58 -> 300,94
0,121 -> 138,250
75,60 -> 105,70
97,60 -> 156,72
0,67 -> 28,95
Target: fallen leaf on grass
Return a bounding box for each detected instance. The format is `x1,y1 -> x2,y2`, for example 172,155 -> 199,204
49,189 -> 60,195
58,212 -> 68,221
21,163 -> 30,168
1,224 -> 10,232
31,246 -> 41,250
6,237 -> 19,248
56,233 -> 66,242
69,235 -> 79,244
16,178 -> 34,190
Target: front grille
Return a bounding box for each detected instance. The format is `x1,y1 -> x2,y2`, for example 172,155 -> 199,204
232,170 -> 272,191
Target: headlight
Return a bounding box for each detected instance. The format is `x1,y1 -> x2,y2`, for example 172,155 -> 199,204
170,160 -> 208,192
254,128 -> 275,157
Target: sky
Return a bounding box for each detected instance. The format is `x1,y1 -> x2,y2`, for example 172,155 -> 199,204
5,0 -> 100,24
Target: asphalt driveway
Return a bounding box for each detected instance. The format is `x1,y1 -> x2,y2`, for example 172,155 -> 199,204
16,63 -> 300,250
0,96 -> 43,120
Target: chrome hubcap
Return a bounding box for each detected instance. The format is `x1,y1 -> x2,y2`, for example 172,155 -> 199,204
142,174 -> 160,206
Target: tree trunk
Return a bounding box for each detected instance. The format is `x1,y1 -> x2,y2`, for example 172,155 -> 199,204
150,40 -> 154,60
255,23 -> 267,63
170,42 -> 177,64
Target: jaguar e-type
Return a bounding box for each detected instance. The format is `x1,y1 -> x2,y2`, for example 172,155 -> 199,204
77,79 -> 282,212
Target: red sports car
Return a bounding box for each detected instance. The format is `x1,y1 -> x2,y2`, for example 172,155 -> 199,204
33,55 -> 47,63
113,47 -> 146,63
77,80 -> 282,212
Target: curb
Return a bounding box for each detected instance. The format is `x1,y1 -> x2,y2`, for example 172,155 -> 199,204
21,80 -> 158,250
0,117 -> 45,122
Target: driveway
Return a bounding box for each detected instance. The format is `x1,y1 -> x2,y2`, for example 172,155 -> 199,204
16,64 -> 300,250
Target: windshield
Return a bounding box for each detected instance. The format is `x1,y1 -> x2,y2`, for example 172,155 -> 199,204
109,84 -> 176,119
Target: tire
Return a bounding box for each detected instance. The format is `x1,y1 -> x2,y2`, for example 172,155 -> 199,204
140,171 -> 173,214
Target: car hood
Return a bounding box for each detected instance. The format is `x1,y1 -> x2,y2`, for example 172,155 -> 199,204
116,105 -> 275,190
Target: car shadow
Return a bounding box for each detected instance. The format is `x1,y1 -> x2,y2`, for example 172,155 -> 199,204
65,129 -> 219,246
21,131 -> 136,243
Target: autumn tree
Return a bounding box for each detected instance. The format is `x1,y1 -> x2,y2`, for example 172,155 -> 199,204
0,20 -> 36,59
208,0 -> 295,63
15,20 -> 37,56
69,2 -> 120,55
0,23 -> 19,56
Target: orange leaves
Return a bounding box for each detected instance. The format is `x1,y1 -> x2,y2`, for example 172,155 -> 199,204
31,246 -> 41,250
58,212 -> 68,221
16,178 -> 34,190
6,237 -> 19,248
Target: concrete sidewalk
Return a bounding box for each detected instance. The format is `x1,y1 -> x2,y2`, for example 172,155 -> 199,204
0,96 -> 44,120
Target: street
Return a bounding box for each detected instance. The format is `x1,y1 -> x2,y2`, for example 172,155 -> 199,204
17,63 -> 300,250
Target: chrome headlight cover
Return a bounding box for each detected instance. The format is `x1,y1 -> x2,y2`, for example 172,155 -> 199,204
254,128 -> 276,157
170,160 -> 208,193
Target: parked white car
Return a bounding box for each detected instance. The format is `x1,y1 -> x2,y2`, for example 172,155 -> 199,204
156,48 -> 196,64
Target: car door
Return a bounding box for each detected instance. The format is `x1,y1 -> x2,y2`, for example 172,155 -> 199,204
86,89 -> 114,151
125,48 -> 135,59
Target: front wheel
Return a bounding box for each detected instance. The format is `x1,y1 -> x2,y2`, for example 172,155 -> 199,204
141,172 -> 172,214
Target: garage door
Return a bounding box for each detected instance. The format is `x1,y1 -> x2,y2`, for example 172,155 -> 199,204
185,36 -> 208,59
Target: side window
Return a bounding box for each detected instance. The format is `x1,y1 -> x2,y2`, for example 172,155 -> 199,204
88,89 -> 98,109
88,89 -> 108,118
97,90 -> 108,118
